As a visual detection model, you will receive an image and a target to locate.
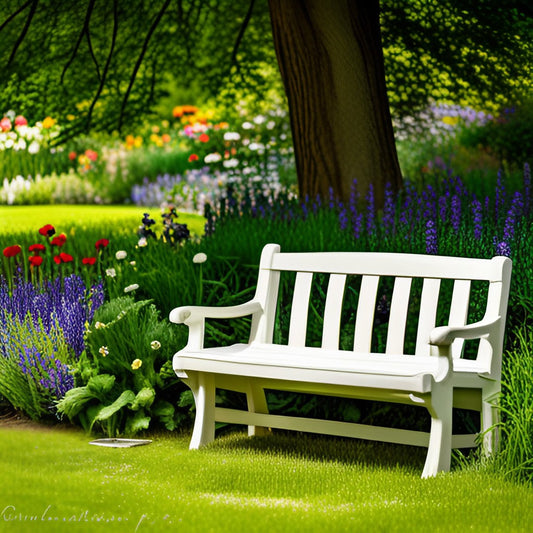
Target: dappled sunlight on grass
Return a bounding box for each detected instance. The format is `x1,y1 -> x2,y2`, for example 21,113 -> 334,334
1,425 -> 532,532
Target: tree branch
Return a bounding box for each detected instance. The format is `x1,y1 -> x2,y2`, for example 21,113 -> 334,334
85,0 -> 118,131
0,0 -> 33,35
6,0 -> 39,68
230,0 -> 256,76
60,0 -> 96,84
118,0 -> 171,131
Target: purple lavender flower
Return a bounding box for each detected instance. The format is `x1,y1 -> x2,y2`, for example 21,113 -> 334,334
494,239 -> 511,258
472,197 -> 483,240
338,203 -> 348,231
382,182 -> 396,235
425,219 -> 438,255
450,195 -> 461,233
366,184 -> 376,235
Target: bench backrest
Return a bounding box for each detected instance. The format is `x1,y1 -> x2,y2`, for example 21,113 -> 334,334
251,244 -> 512,376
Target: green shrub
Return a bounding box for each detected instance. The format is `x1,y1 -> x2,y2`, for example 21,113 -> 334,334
56,297 -> 190,436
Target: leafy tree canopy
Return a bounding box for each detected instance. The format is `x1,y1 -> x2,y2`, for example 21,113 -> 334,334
0,0 -> 530,142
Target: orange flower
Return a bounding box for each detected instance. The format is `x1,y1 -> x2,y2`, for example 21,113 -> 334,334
199,133 -> 210,143
42,116 -> 56,129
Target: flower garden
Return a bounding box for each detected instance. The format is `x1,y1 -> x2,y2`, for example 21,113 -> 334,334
1,100 -> 533,529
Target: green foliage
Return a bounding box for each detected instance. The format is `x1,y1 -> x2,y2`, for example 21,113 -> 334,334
459,100 -> 533,170
488,326 -> 533,483
56,297 -> 190,436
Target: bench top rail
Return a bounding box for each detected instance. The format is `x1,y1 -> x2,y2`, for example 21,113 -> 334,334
252,244 -> 512,376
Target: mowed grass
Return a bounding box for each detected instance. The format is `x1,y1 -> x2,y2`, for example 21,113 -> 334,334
1,424 -> 532,533
0,205 -> 206,238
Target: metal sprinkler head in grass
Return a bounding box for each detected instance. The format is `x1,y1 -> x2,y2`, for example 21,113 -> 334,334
89,438 -> 152,448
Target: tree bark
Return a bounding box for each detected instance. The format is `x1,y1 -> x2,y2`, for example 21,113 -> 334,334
268,0 -> 402,207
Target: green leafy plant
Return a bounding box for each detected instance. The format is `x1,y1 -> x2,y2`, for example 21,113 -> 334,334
56,297 -> 189,436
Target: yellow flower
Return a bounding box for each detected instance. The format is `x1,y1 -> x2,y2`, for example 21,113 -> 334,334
42,116 -> 56,129
131,359 -> 142,370
99,346 -> 109,357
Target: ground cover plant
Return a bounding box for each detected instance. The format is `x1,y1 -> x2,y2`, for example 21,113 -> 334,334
0,426 -> 532,533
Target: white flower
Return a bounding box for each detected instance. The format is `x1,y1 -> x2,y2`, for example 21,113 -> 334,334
204,152 -> 222,164
150,340 -> 161,350
124,284 -> 139,293
27,141 -> 40,154
193,253 -> 207,264
94,321 -> 106,329
129,261 -> 136,266
223,131 -> 241,141
242,121 -> 253,129
105,268 -> 116,278
223,158 -> 239,169
99,346 -> 109,357
138,237 -> 147,247
131,359 -> 142,370
253,115 -> 266,124
115,250 -> 127,260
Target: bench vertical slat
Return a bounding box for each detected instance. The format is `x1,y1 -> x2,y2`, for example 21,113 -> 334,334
322,274 -> 347,349
354,275 -> 380,352
288,272 -> 314,347
448,279 -> 471,358
415,278 -> 441,355
386,277 -> 413,354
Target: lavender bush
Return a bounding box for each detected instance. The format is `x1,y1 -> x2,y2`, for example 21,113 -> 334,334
0,274 -> 104,418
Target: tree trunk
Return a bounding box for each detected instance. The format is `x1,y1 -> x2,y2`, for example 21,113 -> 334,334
268,0 -> 402,207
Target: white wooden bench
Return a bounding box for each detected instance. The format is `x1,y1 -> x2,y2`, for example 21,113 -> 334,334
170,244 -> 512,477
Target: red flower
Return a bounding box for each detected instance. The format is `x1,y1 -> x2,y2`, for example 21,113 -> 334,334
188,153 -> 199,162
3,245 -> 22,258
29,255 -> 43,267
95,239 -> 109,250
198,133 -> 210,143
54,252 -> 74,264
29,243 -> 46,253
38,224 -> 55,237
15,115 -> 28,127
68,151 -> 77,161
50,233 -> 67,247
82,257 -> 97,265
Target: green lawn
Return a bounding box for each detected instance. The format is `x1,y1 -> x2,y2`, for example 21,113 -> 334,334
1,424 -> 532,533
0,205 -> 206,236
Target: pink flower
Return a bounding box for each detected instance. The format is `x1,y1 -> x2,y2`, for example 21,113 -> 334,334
14,115 -> 27,127
85,149 -> 98,162
0,117 -> 12,132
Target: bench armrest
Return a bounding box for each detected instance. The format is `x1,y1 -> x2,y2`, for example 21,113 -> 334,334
169,300 -> 264,349
429,316 -> 501,346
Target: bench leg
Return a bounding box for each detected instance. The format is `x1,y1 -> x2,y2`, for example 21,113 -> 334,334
422,384 -> 453,478
481,384 -> 500,456
246,381 -> 270,437
189,372 -> 216,449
